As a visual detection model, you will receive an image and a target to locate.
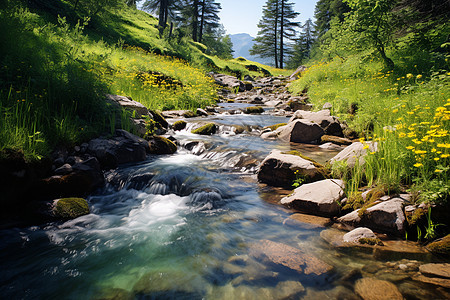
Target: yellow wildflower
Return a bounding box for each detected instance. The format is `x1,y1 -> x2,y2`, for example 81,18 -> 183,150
414,163 -> 423,167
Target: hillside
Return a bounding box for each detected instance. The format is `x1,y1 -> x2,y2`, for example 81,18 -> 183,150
0,0 -> 283,161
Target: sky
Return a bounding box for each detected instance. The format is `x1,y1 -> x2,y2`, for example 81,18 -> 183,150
217,0 -> 318,37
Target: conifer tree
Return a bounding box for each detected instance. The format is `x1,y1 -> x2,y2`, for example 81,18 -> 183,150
287,18 -> 315,68
250,0 -> 299,69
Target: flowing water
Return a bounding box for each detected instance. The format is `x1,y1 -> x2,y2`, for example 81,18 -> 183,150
0,105 -> 447,299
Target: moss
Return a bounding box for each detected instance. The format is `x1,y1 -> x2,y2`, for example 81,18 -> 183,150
191,123 -> 217,135
359,237 -> 384,246
148,110 -> 168,128
233,125 -> 245,134
343,192 -> 364,211
283,150 -> 331,179
53,198 -> 89,219
227,99 -> 235,103
244,106 -> 264,114
358,187 -> 385,218
172,120 -> 187,131
183,111 -> 197,118
407,207 -> 426,226
321,135 -> 352,145
149,136 -> 177,154
426,235 -> 450,256
265,123 -> 287,131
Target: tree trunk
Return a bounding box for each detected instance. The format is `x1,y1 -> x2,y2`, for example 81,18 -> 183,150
192,0 -> 199,42
199,0 -> 205,43
169,22 -> 174,39
280,0 -> 284,69
158,0 -> 166,37
274,0 -> 279,69
74,0 -> 79,10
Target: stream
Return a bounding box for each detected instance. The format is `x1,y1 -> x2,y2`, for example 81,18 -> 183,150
0,104 -> 447,299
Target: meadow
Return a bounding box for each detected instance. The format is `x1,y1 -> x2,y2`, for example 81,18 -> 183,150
290,55 -> 449,207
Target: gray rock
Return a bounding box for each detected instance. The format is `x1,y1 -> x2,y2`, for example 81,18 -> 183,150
289,65 -> 307,80
319,142 -> 344,151
323,102 -> 333,110
88,129 -> 149,169
280,179 -> 345,216
106,94 -> 149,118
276,119 -> 324,143
343,227 -> 377,243
54,163 -> 73,175
257,150 -> 321,188
289,109 -> 343,136
338,198 -> 406,234
211,73 -> 245,92
330,142 -> 378,168
196,108 -> 208,116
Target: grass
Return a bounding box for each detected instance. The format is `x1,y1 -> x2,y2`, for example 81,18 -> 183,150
290,54 -> 450,205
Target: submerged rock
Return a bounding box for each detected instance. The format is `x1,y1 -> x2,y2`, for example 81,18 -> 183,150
354,278 -> 403,300
419,263 -> 450,279
52,197 -> 89,220
284,213 -> 333,228
244,106 -> 264,114
249,239 -> 333,275
257,150 -> 321,188
280,179 -> 345,217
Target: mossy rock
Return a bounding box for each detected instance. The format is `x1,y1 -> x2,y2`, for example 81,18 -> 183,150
53,198 -> 89,220
233,125 -> 245,134
358,187 -> 386,218
426,235 -> 450,256
227,99 -> 235,103
244,106 -> 264,114
183,111 -> 197,118
282,150 -> 331,179
149,136 -> 177,154
359,237 -> 384,246
321,135 -> 353,146
343,192 -> 364,211
265,123 -> 287,131
191,123 -> 217,135
149,110 -> 169,128
172,120 -> 187,131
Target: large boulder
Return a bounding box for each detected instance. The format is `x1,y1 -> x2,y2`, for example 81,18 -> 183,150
257,150 -> 322,188
106,94 -> 149,118
148,136 -> 177,154
280,179 -> 345,217
426,235 -> 450,256
330,142 -> 378,168
343,227 -> 377,243
354,278 -> 403,300
338,198 -> 406,234
289,110 -> 343,136
275,119 -> 324,143
88,129 -> 149,169
249,239 -> 333,275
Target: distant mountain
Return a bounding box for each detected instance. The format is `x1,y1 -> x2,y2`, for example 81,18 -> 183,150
229,33 -> 272,66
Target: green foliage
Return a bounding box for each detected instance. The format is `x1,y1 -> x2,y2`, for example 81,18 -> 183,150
292,169 -> 306,188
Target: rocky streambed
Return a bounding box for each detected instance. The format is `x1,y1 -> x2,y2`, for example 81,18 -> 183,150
0,74 -> 449,299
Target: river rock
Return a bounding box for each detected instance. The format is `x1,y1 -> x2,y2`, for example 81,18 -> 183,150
343,227 -> 377,243
413,274 -> 450,289
319,142 -> 344,151
330,142 -> 378,168
212,73 -> 245,92
289,109 -> 343,136
88,129 -> 149,169
106,94 -> 149,118
426,235 -> 450,256
284,213 -> 332,228
54,163 -> 73,175
354,278 -> 403,300
257,150 -> 321,188
321,135 -> 353,145
191,123 -> 217,135
249,239 -> 333,275
52,197 -> 89,220
276,119 -> 324,143
148,136 -> 177,154
338,198 -> 406,234
289,65 -> 306,80
419,263 -> 450,278
280,179 -> 344,217
148,110 -> 169,128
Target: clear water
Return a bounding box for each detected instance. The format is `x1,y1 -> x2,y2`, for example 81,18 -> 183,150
0,109 -> 447,299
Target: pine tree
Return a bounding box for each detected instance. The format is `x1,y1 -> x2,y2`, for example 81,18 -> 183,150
314,0 -> 349,39
250,0 -> 299,69
287,18 -> 315,68
142,0 -> 176,37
